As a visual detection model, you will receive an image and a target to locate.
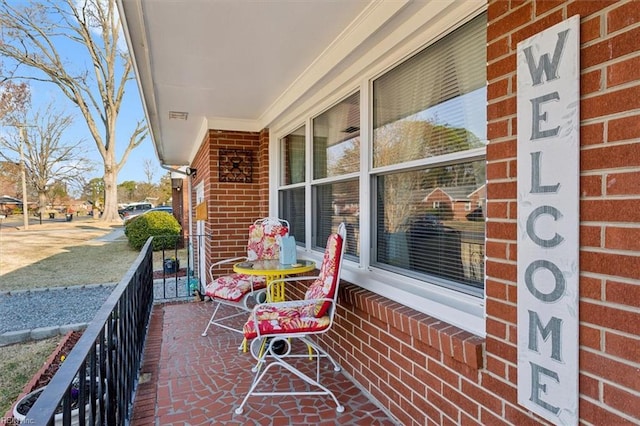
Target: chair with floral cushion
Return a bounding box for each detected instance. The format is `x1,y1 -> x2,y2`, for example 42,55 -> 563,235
235,222 -> 347,414
200,217 -> 289,338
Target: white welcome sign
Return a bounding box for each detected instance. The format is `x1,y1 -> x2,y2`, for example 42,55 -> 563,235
516,16 -> 580,425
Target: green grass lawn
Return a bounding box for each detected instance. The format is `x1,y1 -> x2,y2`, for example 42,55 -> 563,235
0,336 -> 61,416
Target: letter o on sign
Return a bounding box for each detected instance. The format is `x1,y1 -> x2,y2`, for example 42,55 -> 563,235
525,260 -> 565,302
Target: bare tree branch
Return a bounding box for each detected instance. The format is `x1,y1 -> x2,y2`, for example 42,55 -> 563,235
0,101 -> 95,215
0,0 -> 149,222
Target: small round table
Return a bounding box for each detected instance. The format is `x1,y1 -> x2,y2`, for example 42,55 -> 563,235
233,259 -> 316,302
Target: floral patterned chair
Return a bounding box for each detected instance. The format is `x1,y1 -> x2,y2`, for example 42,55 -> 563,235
201,217 -> 289,337
235,223 -> 347,414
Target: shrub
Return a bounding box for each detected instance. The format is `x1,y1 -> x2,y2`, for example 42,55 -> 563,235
124,211 -> 181,251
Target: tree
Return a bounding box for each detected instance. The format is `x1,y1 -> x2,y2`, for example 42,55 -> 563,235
158,172 -> 173,205
143,159 -> 157,185
0,0 -> 148,222
0,79 -> 30,120
0,161 -> 22,196
0,102 -> 95,216
84,177 -> 105,212
118,180 -> 137,204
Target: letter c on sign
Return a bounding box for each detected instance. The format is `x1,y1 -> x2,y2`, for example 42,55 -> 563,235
526,205 -> 564,248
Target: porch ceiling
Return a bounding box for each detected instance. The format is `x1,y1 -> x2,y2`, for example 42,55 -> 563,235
118,0 -> 410,168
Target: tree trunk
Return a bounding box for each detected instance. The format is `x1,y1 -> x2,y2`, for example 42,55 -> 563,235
38,191 -> 48,218
101,168 -> 119,223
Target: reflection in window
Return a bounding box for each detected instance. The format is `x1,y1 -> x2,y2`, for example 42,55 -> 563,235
373,14 -> 487,168
375,162 -> 485,292
280,125 -> 305,186
313,180 -> 359,258
312,92 -> 360,259
375,161 -> 486,288
279,187 -> 305,245
313,92 -> 360,179
372,13 -> 486,294
279,125 -> 306,245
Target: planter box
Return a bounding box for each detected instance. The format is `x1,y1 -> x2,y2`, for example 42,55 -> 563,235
163,258 -> 179,274
13,378 -> 102,426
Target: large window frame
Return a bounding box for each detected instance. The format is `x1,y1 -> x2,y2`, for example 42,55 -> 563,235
272,9 -> 487,336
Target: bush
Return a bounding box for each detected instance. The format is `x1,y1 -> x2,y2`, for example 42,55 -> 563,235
124,211 -> 181,251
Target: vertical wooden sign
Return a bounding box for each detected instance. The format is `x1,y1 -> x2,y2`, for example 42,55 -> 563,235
516,15 -> 580,425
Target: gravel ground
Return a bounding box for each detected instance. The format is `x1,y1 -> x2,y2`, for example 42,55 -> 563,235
0,285 -> 117,334
0,278 -> 194,335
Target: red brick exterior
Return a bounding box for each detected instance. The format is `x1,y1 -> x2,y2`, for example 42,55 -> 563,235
190,129 -> 269,273
189,1 -> 640,423
483,1 -> 639,425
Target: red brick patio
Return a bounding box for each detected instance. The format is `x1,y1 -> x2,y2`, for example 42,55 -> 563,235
131,301 -> 398,425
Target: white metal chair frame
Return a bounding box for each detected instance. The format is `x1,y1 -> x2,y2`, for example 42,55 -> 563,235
201,217 -> 289,337
235,223 -> 347,414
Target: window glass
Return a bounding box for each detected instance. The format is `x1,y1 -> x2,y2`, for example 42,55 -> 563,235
313,92 -> 360,179
278,187 -> 306,245
280,125 -> 306,185
374,161 -> 485,292
372,13 -> 486,294
276,13 -> 486,299
313,179 -> 359,257
373,14 -> 487,168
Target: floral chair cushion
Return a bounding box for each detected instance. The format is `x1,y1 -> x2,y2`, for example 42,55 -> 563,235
242,304 -> 331,340
246,221 -> 288,261
204,274 -> 267,302
242,230 -> 344,340
303,232 -> 343,317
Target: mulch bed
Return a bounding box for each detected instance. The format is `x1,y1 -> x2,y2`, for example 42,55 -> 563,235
30,331 -> 83,391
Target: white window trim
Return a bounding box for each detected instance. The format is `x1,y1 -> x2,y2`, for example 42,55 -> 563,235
269,3 -> 487,337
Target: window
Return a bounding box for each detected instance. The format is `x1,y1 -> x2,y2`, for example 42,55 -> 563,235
372,13 -> 486,294
278,125 -> 306,244
311,92 -> 360,257
275,13 -> 487,306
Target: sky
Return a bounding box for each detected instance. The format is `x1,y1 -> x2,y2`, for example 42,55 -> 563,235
6,1 -> 159,185
28,80 -> 158,185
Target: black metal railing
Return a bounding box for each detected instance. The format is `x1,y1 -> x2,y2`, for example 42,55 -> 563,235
153,234 -> 212,301
26,238 -> 155,425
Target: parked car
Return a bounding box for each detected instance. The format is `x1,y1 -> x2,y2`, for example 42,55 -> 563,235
120,202 -> 154,222
123,206 -> 173,225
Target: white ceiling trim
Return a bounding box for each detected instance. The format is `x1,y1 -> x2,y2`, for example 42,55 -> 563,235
258,0 -> 410,128
269,0 -> 487,137
206,117 -> 262,133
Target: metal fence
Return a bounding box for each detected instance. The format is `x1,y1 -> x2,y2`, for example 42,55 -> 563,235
25,238 -> 155,425
153,233 -> 212,301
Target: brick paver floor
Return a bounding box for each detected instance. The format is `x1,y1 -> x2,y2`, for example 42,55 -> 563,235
131,301 -> 398,425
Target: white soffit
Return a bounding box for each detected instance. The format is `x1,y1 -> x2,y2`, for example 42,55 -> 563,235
119,0 -> 412,166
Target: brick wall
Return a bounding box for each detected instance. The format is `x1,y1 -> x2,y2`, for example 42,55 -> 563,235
485,1 -> 640,424
190,129 -> 268,273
